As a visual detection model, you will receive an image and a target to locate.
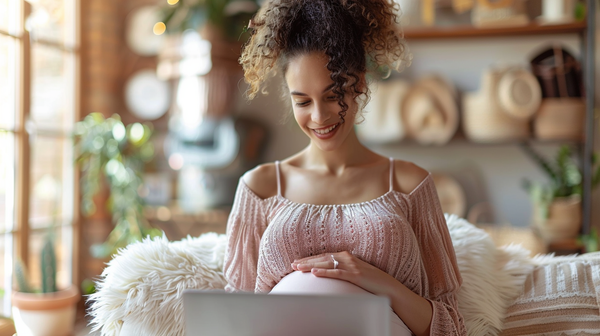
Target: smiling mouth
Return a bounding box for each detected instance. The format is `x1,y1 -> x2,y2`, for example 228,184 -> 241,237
312,123 -> 340,135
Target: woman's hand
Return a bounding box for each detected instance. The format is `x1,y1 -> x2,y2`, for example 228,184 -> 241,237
291,251 -> 401,297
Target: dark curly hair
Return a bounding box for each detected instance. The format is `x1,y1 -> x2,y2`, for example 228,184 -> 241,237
240,0 -> 410,123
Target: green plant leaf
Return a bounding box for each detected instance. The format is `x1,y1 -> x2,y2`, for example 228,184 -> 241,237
521,144 -> 559,183
81,278 -> 96,295
75,114 -> 165,259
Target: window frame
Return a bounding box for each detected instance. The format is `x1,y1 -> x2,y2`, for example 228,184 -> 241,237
0,0 -> 80,312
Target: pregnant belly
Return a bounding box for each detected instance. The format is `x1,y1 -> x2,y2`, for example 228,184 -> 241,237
269,271 -> 413,335
269,271 -> 371,295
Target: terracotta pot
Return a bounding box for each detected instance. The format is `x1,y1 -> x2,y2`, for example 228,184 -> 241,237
533,195 -> 582,242
12,286 -> 80,336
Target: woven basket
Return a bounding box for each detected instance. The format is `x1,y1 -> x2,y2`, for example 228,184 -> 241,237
530,46 -> 582,98
534,98 -> 585,141
533,195 -> 582,243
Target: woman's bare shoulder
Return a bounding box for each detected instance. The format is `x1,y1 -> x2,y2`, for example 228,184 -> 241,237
242,163 -> 279,199
392,159 -> 430,195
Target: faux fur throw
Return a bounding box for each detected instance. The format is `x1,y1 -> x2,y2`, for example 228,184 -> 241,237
88,233 -> 228,336
445,214 -> 535,336
88,216 -> 535,336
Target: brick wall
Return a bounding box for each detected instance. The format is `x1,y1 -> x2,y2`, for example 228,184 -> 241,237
79,0 -> 166,290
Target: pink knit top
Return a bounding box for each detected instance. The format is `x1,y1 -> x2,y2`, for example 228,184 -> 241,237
224,159 -> 466,335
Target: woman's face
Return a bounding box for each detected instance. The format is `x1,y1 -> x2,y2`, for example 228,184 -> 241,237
284,52 -> 359,152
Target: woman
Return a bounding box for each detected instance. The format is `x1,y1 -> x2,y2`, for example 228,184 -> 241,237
223,0 -> 466,335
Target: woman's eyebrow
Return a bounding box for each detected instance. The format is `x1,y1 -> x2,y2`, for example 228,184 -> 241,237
290,83 -> 336,96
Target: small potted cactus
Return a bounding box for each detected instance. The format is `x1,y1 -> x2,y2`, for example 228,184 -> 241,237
11,236 -> 80,336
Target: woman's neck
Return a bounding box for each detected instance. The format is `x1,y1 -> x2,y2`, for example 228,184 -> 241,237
303,129 -> 375,176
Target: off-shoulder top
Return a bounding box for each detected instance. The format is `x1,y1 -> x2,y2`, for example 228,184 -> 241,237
223,158 -> 466,336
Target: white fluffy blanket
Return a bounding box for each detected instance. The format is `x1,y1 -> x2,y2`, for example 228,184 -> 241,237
88,216 -> 535,336
446,214 -> 535,336
88,233 -> 228,336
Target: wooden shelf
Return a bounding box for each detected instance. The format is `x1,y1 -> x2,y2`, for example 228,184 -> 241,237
403,21 -> 587,40
367,137 -> 583,148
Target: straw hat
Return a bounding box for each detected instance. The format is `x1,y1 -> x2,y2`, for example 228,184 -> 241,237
402,76 -> 459,145
497,67 -> 541,120
463,67 -> 541,143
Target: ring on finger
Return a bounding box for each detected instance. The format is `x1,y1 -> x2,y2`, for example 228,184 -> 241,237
331,254 -> 339,269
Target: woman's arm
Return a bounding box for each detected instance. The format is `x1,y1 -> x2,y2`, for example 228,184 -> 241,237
223,170 -> 273,292
406,173 -> 466,336
292,251 -> 433,336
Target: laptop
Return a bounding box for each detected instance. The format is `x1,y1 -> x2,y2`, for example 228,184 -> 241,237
183,290 -> 391,336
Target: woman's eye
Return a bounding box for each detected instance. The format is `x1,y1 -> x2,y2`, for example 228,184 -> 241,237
327,96 -> 337,100
295,101 -> 310,107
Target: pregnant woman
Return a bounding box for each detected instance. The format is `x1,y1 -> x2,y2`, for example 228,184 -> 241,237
223,1 -> 466,335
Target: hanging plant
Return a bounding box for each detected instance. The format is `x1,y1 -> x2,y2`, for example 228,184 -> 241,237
160,0 -> 260,41
75,113 -> 163,258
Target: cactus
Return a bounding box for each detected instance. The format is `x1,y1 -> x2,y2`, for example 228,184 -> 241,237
14,236 -> 58,293
41,238 -> 57,293
14,259 -> 32,293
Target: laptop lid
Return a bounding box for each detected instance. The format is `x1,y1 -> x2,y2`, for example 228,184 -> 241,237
183,290 -> 390,336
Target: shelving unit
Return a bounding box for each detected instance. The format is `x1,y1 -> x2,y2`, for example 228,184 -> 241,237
403,21 -> 587,40
399,1 -> 596,236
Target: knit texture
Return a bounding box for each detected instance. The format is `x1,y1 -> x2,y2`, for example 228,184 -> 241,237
224,171 -> 466,335
500,254 -> 600,336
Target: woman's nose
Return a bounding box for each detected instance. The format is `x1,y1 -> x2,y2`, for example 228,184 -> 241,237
311,103 -> 331,125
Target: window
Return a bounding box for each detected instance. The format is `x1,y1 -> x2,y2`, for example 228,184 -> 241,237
0,0 -> 78,314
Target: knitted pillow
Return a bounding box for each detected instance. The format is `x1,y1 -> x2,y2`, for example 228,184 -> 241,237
499,253 -> 600,336
445,214 -> 535,336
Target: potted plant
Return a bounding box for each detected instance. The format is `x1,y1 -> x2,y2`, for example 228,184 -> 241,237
75,113 -> 162,258
157,1 -> 260,118
160,0 -> 259,41
522,144 -> 600,242
11,236 -> 79,336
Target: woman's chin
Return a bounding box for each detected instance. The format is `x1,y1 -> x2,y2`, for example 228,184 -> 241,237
269,271 -> 370,295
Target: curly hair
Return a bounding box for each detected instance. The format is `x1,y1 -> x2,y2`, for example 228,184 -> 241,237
239,0 -> 410,122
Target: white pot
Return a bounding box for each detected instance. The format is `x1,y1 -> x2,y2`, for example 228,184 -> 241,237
12,286 -> 79,336
540,0 -> 577,24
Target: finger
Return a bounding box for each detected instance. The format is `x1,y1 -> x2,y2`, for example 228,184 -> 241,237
296,260 -> 336,272
293,255 -> 332,270
293,253 -> 330,263
310,268 -> 351,282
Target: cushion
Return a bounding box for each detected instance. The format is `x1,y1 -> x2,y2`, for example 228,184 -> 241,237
445,214 -> 535,336
499,253 -> 600,336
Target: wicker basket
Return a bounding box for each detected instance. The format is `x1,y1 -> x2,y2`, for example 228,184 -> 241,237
530,46 -> 582,98
533,195 -> 582,243
534,98 -> 585,141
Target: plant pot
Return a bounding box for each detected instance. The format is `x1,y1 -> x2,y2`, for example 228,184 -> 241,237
12,286 -> 80,336
533,195 -> 582,242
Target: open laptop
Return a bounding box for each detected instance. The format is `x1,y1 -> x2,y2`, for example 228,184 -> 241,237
183,290 -> 390,336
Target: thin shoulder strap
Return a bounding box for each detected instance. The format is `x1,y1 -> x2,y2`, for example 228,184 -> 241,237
275,161 -> 282,197
388,157 -> 394,192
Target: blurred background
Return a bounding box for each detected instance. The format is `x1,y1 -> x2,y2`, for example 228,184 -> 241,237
1,0 -> 600,333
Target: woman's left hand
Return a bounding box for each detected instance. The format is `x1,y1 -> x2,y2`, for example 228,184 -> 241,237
291,251 -> 400,297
